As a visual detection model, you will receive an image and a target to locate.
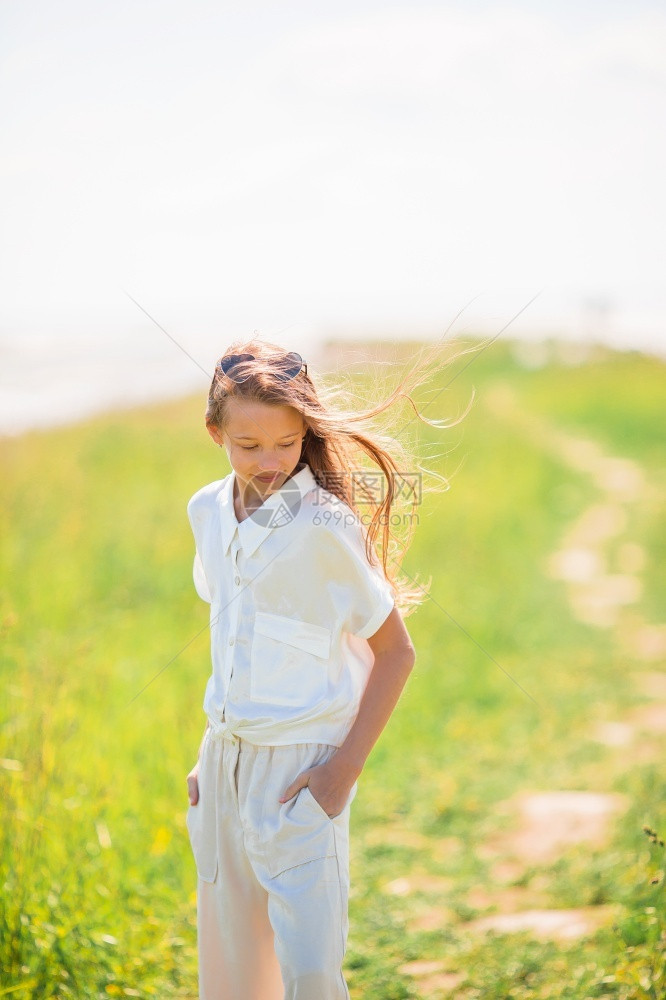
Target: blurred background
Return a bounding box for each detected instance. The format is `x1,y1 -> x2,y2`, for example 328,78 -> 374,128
1,4 -> 665,998
1,0 -> 665,433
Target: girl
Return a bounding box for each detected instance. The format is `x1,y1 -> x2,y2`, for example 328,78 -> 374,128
185,338 -> 470,1000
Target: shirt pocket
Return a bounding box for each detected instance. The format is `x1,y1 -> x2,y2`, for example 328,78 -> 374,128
251,612 -> 331,707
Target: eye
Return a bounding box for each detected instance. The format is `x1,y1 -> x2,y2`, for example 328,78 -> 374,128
239,441 -> 296,451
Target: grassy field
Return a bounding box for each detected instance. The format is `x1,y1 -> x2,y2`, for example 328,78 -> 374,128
1,337 -> 664,998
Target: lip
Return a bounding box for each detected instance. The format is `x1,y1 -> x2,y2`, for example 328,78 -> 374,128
255,473 -> 281,483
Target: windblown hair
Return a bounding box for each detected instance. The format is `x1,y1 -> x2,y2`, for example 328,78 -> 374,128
205,336 -> 483,615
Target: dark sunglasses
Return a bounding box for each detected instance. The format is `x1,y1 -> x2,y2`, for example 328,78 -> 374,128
217,352 -> 307,383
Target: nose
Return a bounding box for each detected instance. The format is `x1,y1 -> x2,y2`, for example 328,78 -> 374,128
257,451 -> 282,472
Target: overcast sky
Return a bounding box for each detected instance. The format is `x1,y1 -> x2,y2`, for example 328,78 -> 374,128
1,0 -> 665,359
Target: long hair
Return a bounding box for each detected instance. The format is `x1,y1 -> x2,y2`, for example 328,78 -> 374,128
205,336 -> 483,615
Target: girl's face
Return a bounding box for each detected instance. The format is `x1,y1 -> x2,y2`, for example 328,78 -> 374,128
208,399 -> 307,503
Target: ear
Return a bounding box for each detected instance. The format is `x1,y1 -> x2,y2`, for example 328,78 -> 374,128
207,423 -> 224,448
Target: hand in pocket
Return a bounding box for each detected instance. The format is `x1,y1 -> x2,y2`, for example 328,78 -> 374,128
186,762 -> 200,806
280,756 -> 359,819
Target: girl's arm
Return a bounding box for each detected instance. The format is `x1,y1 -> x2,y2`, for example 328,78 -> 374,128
280,608 -> 415,816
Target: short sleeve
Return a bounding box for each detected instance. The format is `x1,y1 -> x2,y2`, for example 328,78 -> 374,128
325,514 -> 395,639
193,549 -> 211,604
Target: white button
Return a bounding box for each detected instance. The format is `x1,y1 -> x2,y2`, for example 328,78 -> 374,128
234,575 -> 240,585
228,637 -> 235,646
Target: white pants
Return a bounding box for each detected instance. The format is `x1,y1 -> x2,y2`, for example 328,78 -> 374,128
186,729 -> 355,1000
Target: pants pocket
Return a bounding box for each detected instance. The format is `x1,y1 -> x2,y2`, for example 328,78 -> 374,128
266,786 -> 338,879
186,748 -> 219,884
266,782 -> 357,879
304,781 -> 358,821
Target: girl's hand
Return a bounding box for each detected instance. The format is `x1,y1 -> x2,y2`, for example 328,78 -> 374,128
186,763 -> 200,806
280,756 -> 360,819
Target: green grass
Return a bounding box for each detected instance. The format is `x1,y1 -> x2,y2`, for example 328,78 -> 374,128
1,338 -> 664,998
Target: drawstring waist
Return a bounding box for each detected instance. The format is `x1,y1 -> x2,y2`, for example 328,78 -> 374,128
207,723 -> 239,744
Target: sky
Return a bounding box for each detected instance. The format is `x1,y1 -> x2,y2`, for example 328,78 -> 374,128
0,0 -> 665,431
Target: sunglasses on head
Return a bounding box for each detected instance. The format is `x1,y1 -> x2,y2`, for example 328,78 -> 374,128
217,352 -> 307,383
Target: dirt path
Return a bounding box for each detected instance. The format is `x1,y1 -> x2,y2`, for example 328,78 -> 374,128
468,384 -> 665,926
392,381 -> 665,997
484,380 -> 665,696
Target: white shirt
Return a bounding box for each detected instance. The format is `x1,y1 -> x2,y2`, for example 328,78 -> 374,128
187,463 -> 395,746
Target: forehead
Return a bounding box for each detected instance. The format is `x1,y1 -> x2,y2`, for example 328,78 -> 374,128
224,399 -> 304,439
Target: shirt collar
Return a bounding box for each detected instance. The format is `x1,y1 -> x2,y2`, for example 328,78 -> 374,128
218,463 -> 318,558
